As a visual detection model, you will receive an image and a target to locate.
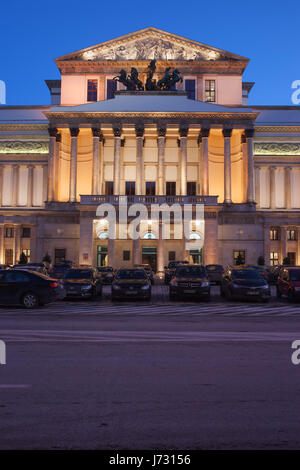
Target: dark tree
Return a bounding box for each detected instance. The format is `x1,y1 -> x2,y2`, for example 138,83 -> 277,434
257,256 -> 265,266
18,252 -> 27,265
43,253 -> 51,264
236,254 -> 244,266
283,256 -> 290,265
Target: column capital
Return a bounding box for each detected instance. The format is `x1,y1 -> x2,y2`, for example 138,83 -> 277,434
200,128 -> 210,138
135,126 -> 144,137
113,127 -> 122,137
222,128 -> 233,138
91,127 -> 101,138
48,127 -> 58,137
245,128 -> 255,139
56,132 -> 62,143
70,127 -> 79,137
179,126 -> 189,138
285,165 -> 293,171
157,127 -> 166,137
26,163 -> 35,169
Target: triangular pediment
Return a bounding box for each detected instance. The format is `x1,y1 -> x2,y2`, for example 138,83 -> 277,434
55,27 -> 248,63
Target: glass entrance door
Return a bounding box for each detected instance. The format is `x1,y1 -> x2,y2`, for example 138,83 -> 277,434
97,246 -> 108,267
142,246 -> 157,272
190,249 -> 202,264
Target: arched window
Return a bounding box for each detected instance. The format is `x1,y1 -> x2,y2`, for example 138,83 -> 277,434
143,232 -> 156,239
189,232 -> 201,240
98,231 -> 109,239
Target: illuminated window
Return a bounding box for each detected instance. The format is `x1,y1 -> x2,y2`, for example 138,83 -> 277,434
205,80 -> 216,102
146,182 -> 156,195
189,232 -> 201,240
87,80 -> 98,102
187,182 -> 196,196
5,227 -> 13,238
185,79 -> 196,100
166,182 -> 176,196
143,232 -> 156,239
107,79 -> 117,99
270,229 -> 279,240
233,250 -> 245,265
125,181 -> 135,196
98,231 -> 109,239
5,249 -> 13,265
287,230 -> 297,241
21,249 -> 31,262
270,252 -> 279,266
105,182 -> 114,195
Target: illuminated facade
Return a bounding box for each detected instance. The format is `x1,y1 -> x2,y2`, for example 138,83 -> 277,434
0,27 -> 300,270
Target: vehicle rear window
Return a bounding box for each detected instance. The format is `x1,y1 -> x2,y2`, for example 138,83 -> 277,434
64,270 -> 93,279
206,265 -> 223,271
231,270 -> 262,279
116,270 -> 147,280
176,266 -> 206,277
289,270 -> 300,281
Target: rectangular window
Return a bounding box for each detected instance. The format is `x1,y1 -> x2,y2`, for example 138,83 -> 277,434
87,79 -> 98,102
168,251 -> 176,261
21,227 -> 31,238
5,249 -> 13,265
125,181 -> 135,196
270,252 -> 279,266
187,182 -> 196,196
55,249 -> 66,265
105,181 -> 114,195
166,182 -> 176,196
233,250 -> 245,265
270,229 -> 279,240
123,250 -> 130,261
287,230 -> 297,241
205,80 -> 216,102
146,181 -> 156,195
288,252 -> 296,266
107,79 -> 117,99
22,249 -> 31,262
5,227 -> 13,238
185,79 -> 196,100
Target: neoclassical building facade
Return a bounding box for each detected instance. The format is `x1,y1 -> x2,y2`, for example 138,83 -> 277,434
0,27 -> 299,270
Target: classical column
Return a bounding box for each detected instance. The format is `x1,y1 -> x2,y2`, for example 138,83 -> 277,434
269,166 -> 276,209
42,164 -> 48,205
241,134 -> 247,202
27,164 -> 34,207
157,220 -> 165,275
14,224 -> 20,264
108,238 -> 115,267
132,237 -> 141,265
263,225 -> 271,266
99,134 -> 104,194
113,127 -> 122,195
157,126 -> 166,195
245,128 -> 255,203
201,128 -> 210,196
79,215 -> 94,266
30,225 -> 37,263
47,127 -> 57,202
136,126 -> 144,195
0,165 -> 3,206
197,135 -> 202,195
0,225 -> 4,264
223,128 -> 233,204
255,166 -> 261,208
280,226 -> 287,263
285,166 -> 292,209
12,164 -> 19,206
92,127 -> 101,195
54,133 -> 61,200
180,127 -> 188,196
69,127 -> 79,202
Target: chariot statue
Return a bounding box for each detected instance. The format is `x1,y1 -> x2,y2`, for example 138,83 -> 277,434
113,68 -> 144,91
157,67 -> 183,90
145,59 -> 158,91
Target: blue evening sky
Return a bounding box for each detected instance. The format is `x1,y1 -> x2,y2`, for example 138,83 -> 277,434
0,0 -> 299,106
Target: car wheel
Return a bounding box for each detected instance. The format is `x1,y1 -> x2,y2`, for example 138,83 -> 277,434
169,293 -> 177,301
220,286 -> 225,297
276,287 -> 282,298
288,291 -> 294,303
22,292 -> 39,309
204,292 -> 211,301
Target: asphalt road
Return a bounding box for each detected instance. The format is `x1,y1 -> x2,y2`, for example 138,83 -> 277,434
1,285 -> 300,450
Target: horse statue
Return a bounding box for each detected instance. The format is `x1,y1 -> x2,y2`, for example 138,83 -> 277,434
157,67 -> 172,90
171,69 -> 183,87
145,60 -> 158,91
130,67 -> 144,90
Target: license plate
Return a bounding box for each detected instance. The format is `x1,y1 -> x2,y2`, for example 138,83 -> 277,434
247,290 -> 259,295
126,290 -> 137,295
184,289 -> 196,294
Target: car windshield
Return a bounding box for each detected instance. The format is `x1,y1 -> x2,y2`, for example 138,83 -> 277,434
64,270 -> 93,279
290,270 -> 300,281
98,267 -> 112,272
116,270 -> 147,280
206,265 -> 223,271
168,262 -> 178,268
176,266 -> 206,277
231,270 -> 263,279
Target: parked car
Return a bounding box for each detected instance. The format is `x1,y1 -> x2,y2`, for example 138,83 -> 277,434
0,269 -> 65,308
96,266 -> 115,284
49,264 -> 72,279
205,264 -> 224,284
277,266 -> 300,301
269,265 -> 282,284
62,267 -> 102,299
112,268 -> 151,301
0,264 -> 10,270
13,263 -> 48,275
221,266 -> 270,301
242,264 -> 271,282
164,261 -> 189,284
169,264 -> 210,301
133,264 -> 154,284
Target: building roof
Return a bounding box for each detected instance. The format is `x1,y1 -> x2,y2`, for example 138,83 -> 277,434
251,107 -> 300,126
0,106 -> 49,124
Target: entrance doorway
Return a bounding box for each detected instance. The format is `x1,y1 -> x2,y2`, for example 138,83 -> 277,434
97,246 -> 108,266
287,252 -> 296,266
190,249 -> 202,264
142,246 -> 157,272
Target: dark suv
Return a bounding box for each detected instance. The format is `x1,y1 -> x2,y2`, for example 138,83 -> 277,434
169,264 -> 210,301
221,266 -> 270,301
277,266 -> 300,301
164,261 -> 189,284
62,267 -> 102,299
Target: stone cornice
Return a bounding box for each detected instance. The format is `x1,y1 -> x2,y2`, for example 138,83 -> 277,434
0,141 -> 49,154
254,126 -> 300,133
254,142 -> 300,155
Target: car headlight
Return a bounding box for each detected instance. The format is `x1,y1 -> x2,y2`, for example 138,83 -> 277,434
141,284 -> 150,290
261,284 -> 269,289
202,280 -> 210,287
231,282 -> 240,289
81,284 -> 92,291
112,284 -> 121,290
170,279 -> 178,286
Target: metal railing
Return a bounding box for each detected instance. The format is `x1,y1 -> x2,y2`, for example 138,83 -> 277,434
80,195 -> 219,205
